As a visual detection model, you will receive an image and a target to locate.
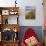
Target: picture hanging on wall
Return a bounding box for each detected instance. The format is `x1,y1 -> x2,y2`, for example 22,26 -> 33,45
25,6 -> 36,19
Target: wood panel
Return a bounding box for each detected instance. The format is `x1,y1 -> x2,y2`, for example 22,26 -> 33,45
0,7 -> 19,10
0,24 -> 20,32
2,41 -> 19,46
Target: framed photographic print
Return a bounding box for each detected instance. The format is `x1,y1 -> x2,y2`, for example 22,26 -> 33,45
2,10 -> 9,15
25,6 -> 36,19
9,10 -> 15,15
9,10 -> 18,15
10,11 -> 15,15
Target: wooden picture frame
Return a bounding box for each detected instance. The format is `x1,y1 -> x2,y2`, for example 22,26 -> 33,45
25,6 -> 36,19
2,10 -> 9,15
9,10 -> 18,15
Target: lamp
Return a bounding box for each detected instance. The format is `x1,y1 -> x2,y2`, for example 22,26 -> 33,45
14,28 -> 17,32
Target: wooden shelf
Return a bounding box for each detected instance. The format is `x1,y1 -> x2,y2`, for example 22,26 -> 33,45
0,7 -> 19,10
1,40 -> 19,46
0,7 -> 19,16
0,7 -> 19,24
0,7 -> 19,46
2,40 -> 19,42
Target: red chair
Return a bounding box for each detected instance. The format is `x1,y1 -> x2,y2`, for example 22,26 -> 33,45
21,28 -> 41,46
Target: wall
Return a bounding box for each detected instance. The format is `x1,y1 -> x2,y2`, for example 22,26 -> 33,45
0,0 -> 44,45
0,0 -> 44,26
18,0 -> 44,26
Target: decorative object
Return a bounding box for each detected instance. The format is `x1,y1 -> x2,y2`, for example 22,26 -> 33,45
2,10 -> 9,15
25,6 -> 36,19
2,28 -> 13,41
14,28 -> 17,32
15,0 -> 17,7
2,28 -> 19,41
9,10 -> 18,15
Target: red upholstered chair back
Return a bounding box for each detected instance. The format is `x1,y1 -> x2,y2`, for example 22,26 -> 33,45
21,28 -> 41,46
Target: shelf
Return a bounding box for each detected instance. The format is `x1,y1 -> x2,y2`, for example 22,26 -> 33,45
0,7 -> 19,16
0,7 -> 19,10
0,7 -> 19,46
2,41 -> 19,46
2,40 -> 19,43
0,7 -> 19,24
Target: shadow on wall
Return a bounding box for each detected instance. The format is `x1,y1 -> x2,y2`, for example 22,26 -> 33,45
18,26 -> 44,44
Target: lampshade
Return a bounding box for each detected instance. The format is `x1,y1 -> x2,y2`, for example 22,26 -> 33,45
13,28 -> 17,32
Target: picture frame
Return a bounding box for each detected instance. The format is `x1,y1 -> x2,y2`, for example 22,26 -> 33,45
2,10 -> 9,15
9,10 -> 18,15
10,11 -> 15,15
25,6 -> 36,19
